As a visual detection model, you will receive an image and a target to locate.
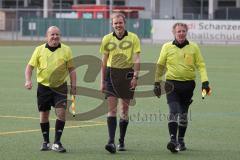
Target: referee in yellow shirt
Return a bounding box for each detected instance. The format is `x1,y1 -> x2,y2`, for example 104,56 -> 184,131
154,23 -> 211,153
24,26 -> 76,153
100,12 -> 141,153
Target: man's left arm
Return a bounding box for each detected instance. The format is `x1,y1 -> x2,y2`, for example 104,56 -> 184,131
131,53 -> 140,89
194,44 -> 211,95
68,67 -> 77,95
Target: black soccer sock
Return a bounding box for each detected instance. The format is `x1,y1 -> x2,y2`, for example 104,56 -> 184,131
54,119 -> 65,144
40,122 -> 50,143
178,111 -> 188,142
178,125 -> 187,141
119,118 -> 129,143
168,122 -> 178,141
107,116 -> 117,144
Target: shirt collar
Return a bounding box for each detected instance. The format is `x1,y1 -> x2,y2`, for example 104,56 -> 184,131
172,39 -> 189,49
45,43 -> 61,52
113,30 -> 128,40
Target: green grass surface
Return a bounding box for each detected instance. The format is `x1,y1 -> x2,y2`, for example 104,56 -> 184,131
0,44 -> 240,160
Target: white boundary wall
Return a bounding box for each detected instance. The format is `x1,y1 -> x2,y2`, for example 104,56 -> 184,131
152,20 -> 240,44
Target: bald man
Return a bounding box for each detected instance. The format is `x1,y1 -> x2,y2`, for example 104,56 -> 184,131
25,26 -> 76,153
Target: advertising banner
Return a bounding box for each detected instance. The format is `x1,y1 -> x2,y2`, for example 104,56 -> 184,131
152,20 -> 240,44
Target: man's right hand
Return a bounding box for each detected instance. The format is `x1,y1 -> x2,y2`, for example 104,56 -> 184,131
202,81 -> 211,94
202,81 -> 211,99
153,82 -> 161,98
25,80 -> 32,90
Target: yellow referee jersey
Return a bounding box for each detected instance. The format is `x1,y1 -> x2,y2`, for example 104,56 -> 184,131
28,43 -> 73,87
155,41 -> 208,82
100,31 -> 141,68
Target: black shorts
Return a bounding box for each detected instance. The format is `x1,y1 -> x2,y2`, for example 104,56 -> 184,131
166,80 -> 195,106
105,67 -> 135,99
37,83 -> 68,112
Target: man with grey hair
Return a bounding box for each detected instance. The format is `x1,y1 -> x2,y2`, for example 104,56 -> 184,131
154,22 -> 211,153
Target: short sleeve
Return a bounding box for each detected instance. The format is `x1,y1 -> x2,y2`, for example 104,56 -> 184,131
99,35 -> 109,55
66,47 -> 74,68
133,35 -> 141,54
28,47 -> 39,67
